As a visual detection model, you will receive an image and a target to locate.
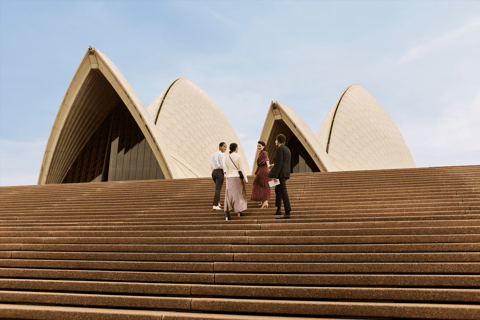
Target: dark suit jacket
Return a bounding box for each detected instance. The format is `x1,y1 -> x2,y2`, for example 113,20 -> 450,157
268,144 -> 291,179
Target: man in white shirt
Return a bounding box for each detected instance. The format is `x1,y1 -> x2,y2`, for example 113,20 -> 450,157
211,142 -> 227,210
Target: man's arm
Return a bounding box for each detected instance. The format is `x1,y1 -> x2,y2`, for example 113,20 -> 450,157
268,148 -> 283,179
221,153 -> 226,174
275,148 -> 284,178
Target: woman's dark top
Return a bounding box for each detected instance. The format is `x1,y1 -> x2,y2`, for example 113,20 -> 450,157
251,150 -> 271,201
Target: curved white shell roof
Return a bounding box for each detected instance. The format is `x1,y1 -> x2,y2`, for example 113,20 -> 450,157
253,101 -> 338,174
39,48 -> 175,184
40,48 -> 413,184
147,78 -> 251,177
316,84 -> 415,170
40,49 -> 252,183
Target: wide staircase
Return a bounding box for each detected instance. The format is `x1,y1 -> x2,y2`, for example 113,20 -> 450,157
0,165 -> 479,320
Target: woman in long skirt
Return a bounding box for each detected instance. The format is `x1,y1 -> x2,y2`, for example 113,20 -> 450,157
251,141 -> 271,208
224,143 -> 248,220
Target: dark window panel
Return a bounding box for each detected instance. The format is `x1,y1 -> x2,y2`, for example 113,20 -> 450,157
149,148 -> 158,180
119,107 -> 130,181
115,142 -> 125,181
142,141 -> 152,180
155,161 -> 164,179
136,138 -> 146,181
88,125 -> 101,182
129,127 -> 140,181
108,136 -> 119,182
268,119 -> 320,174
63,103 -> 165,183
115,108 -> 126,181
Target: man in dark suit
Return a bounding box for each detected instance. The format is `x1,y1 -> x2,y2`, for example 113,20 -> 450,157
268,134 -> 292,219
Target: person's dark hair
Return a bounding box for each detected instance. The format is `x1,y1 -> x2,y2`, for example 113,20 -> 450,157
229,143 -> 238,154
219,142 -> 226,148
276,134 -> 286,144
258,140 -> 266,148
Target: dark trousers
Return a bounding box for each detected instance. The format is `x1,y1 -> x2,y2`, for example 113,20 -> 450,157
275,177 -> 291,213
212,169 -> 224,206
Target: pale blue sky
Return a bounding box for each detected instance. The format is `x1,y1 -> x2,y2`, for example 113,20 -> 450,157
1,1 -> 479,186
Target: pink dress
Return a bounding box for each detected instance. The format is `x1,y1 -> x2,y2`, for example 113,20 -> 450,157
251,150 -> 271,201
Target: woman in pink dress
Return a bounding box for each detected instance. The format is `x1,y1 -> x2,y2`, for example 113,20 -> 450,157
224,143 -> 248,220
251,141 -> 272,209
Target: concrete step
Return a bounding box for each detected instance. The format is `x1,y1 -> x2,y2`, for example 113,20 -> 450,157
1,165 -> 479,319
1,291 -> 480,318
215,273 -> 480,287
232,252 -> 480,262
0,304 -> 370,320
3,242 -> 480,253
3,218 -> 480,234
1,279 -> 479,303
2,191 -> 477,208
2,213 -> 480,229
4,197 -> 479,212
4,251 -> 480,263
214,262 -> 480,274
0,267 -> 214,283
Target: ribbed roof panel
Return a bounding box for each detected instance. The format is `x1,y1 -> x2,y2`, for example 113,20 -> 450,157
147,78 -> 252,177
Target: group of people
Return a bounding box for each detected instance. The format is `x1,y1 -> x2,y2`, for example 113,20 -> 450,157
211,134 -> 292,221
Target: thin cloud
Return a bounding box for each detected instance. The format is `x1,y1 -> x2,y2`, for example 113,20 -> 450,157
208,8 -> 237,28
399,15 -> 480,64
401,93 -> 480,167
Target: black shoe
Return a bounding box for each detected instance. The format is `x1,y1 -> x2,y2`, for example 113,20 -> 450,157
225,212 -> 232,221
274,208 -> 282,215
237,212 -> 242,217
276,214 -> 291,219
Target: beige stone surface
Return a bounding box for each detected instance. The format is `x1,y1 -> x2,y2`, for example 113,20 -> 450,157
316,85 -> 415,171
147,78 -> 251,177
317,86 -> 351,151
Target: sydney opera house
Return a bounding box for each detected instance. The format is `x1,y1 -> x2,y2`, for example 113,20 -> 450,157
38,47 -> 415,185
10,46 -> 476,320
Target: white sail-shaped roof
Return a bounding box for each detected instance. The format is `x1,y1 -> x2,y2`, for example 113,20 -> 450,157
256,85 -> 415,173
38,48 -> 175,184
253,101 -> 339,174
316,85 -> 415,170
147,78 -> 251,177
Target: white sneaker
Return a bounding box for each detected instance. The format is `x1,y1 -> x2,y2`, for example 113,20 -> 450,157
213,206 -> 221,210
218,203 -> 221,207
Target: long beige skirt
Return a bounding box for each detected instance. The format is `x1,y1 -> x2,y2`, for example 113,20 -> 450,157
224,177 -> 247,213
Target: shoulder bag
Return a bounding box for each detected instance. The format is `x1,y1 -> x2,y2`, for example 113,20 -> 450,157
229,155 -> 244,180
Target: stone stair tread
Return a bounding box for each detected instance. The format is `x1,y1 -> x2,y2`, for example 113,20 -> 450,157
3,242 -> 480,253
1,292 -> 480,318
3,251 -> 480,263
0,259 -> 216,272
214,261 -> 480,273
215,273 -> 480,287
1,165 -> 479,318
2,279 -> 479,302
0,267 -> 215,283
191,298 -> 480,319
0,304 -> 357,320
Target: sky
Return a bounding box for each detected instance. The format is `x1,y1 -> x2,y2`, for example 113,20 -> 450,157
1,0 -> 479,186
